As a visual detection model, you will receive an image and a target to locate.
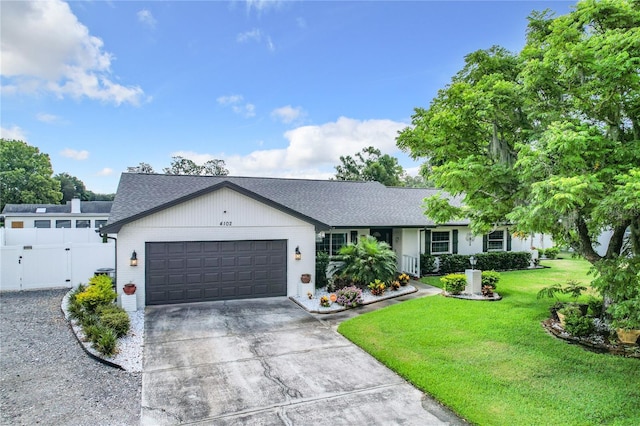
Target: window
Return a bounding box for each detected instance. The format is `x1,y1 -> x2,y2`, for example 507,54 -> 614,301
11,221 -> 24,229
76,220 -> 91,228
56,220 -> 71,228
487,230 -> 505,251
431,231 -> 451,254
316,232 -> 347,255
95,220 -> 107,229
34,220 -> 51,228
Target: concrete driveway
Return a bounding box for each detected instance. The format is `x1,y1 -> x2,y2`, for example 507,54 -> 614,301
142,298 -> 463,425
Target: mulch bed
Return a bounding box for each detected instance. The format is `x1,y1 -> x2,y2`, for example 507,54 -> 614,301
542,319 -> 640,359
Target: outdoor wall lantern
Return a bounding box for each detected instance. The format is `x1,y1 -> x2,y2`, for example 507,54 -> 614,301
469,255 -> 477,270
295,246 -> 302,260
130,250 -> 138,266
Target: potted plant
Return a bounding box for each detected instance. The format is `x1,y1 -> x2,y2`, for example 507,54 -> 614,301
537,280 -> 587,321
608,298 -> 640,345
123,282 -> 137,295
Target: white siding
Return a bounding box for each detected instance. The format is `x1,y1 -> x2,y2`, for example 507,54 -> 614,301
115,188 -> 317,309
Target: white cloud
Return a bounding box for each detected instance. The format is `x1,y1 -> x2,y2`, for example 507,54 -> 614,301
271,105 -> 305,124
96,168 -> 114,176
218,94 -> 255,118
137,9 -> 157,29
237,28 -> 275,51
0,0 -> 146,106
36,113 -> 61,124
175,117 -> 407,178
244,0 -> 285,13
0,126 -> 27,141
217,94 -> 244,105
237,29 -> 262,43
60,148 -> 89,160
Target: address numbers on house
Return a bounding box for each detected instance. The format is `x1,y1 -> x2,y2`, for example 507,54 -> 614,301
219,221 -> 232,226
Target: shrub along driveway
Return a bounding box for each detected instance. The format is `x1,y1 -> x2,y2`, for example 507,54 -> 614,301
141,297 -> 463,425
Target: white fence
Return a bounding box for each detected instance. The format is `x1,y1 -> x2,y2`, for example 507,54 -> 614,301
0,241 -> 115,291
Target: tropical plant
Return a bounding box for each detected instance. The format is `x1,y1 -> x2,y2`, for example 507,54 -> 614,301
368,279 -> 387,296
335,236 -> 397,286
481,271 -> 500,289
608,298 -> 640,331
319,295 -> 331,308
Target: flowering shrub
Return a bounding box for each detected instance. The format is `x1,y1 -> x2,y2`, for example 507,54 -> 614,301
336,286 -> 363,308
368,279 -> 387,296
320,295 -> 331,307
397,273 -> 410,286
391,280 -> 401,290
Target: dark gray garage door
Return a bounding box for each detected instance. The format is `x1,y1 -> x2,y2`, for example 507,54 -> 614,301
145,240 -> 287,305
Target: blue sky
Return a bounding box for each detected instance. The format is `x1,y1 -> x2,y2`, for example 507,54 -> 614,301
1,0 -> 573,194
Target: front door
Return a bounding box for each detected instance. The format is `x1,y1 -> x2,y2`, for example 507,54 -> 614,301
370,228 -> 393,248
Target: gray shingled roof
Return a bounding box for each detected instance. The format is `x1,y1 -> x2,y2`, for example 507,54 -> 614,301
101,173 -> 465,233
2,201 -> 113,214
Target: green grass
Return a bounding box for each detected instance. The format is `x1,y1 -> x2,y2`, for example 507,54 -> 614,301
338,258 -> 640,425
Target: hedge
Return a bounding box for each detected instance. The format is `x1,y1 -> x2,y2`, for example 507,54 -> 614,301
431,252 -> 532,275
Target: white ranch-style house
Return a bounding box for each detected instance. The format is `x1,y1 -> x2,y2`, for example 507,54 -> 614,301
100,173 -> 552,310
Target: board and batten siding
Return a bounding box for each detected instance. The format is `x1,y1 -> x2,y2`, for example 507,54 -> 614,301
115,187 -> 317,309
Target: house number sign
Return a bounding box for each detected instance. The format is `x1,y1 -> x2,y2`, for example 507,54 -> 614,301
219,221 -> 232,226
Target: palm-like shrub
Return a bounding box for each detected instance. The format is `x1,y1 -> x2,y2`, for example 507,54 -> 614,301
336,236 -> 397,286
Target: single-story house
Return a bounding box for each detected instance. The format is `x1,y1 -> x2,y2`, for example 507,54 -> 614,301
2,199 -> 112,230
100,173 -> 551,310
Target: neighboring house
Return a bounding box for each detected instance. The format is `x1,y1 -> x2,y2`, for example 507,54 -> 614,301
2,199 -> 112,231
0,199 -> 115,291
100,173 -> 551,309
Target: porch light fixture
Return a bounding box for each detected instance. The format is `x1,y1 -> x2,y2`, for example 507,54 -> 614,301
130,250 -> 138,267
469,255 -> 477,270
295,246 -> 302,260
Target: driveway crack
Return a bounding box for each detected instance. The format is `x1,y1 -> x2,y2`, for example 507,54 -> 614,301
249,336 -> 303,400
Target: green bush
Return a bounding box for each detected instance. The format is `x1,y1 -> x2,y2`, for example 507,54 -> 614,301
420,254 -> 437,274
544,247 -> 560,259
84,324 -> 103,343
440,273 -> 466,295
438,252 -> 532,274
99,309 -> 130,338
75,275 -> 116,313
315,251 -> 330,289
95,327 -> 118,356
481,271 -> 501,289
563,309 -> 594,337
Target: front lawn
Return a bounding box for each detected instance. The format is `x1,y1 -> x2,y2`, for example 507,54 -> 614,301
337,258 -> 640,425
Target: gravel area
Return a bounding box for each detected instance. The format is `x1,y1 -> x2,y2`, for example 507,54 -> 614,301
0,289 -> 141,426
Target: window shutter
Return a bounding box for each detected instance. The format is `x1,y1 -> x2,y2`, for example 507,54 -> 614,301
452,230 -> 459,254
506,230 -> 512,252
482,235 -> 488,252
425,230 -> 431,255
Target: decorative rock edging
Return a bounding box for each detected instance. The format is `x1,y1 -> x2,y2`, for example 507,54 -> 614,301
290,285 -> 418,314
60,289 -> 144,372
542,319 -> 640,358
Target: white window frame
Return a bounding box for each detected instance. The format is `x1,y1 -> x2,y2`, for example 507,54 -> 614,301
487,230 -> 505,251
431,230 -> 451,255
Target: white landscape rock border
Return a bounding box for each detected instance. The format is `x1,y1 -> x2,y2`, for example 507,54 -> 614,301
61,290 -> 143,373
291,284 -> 418,313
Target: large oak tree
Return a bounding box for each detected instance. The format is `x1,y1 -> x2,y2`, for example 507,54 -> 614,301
0,139 -> 62,211
397,0 -> 640,266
